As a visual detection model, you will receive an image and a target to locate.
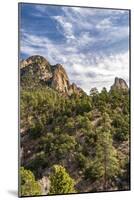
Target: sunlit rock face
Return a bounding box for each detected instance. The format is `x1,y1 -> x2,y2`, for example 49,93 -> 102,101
20,55 -> 85,96
51,64 -> 70,93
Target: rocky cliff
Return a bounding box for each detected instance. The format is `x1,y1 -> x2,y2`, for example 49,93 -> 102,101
20,55 -> 85,96
110,77 -> 128,91
51,64 -> 70,93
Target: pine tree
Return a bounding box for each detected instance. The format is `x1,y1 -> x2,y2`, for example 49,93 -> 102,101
93,113 -> 119,190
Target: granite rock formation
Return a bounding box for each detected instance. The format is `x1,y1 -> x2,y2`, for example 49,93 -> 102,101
20,55 -> 85,96
111,77 -> 128,91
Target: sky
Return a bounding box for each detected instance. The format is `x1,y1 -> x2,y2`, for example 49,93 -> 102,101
19,3 -> 130,93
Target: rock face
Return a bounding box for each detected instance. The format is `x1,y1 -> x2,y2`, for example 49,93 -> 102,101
38,176 -> 50,195
20,55 -> 52,82
68,83 -> 84,96
20,55 -> 84,96
51,64 -> 70,93
111,77 -> 128,91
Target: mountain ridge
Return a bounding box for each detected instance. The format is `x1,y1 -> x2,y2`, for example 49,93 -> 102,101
20,55 -> 85,96
20,55 -> 128,95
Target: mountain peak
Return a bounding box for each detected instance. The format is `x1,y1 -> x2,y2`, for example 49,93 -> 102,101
26,55 -> 49,65
110,77 -> 128,91
20,55 -> 84,96
20,55 -> 50,68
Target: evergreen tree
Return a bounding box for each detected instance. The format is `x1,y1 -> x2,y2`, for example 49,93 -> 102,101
92,113 -> 119,190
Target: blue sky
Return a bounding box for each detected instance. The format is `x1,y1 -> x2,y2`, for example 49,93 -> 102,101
19,3 -> 129,93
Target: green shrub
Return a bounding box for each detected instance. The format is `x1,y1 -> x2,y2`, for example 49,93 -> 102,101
20,167 -> 41,196
49,165 -> 76,194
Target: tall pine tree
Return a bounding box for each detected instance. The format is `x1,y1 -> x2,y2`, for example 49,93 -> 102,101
93,113 -> 119,190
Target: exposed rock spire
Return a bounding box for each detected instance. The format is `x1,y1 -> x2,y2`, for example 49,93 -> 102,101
110,77 -> 128,91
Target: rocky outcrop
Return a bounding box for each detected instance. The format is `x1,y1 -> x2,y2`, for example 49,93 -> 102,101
51,64 -> 70,93
110,77 -> 128,91
20,55 -> 84,96
20,55 -> 53,82
38,176 -> 50,195
68,83 -> 84,96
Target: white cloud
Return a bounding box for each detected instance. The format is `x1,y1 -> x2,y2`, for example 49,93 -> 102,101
34,5 -> 46,13
21,31 -> 129,93
68,51 -> 129,93
96,18 -> 112,29
53,15 -> 75,41
20,6 -> 129,94
51,7 -> 129,51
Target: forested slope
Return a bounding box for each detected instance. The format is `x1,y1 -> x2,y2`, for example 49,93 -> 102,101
20,56 -> 130,196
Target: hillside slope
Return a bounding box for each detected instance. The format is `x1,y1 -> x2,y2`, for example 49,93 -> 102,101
20,55 -> 130,195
